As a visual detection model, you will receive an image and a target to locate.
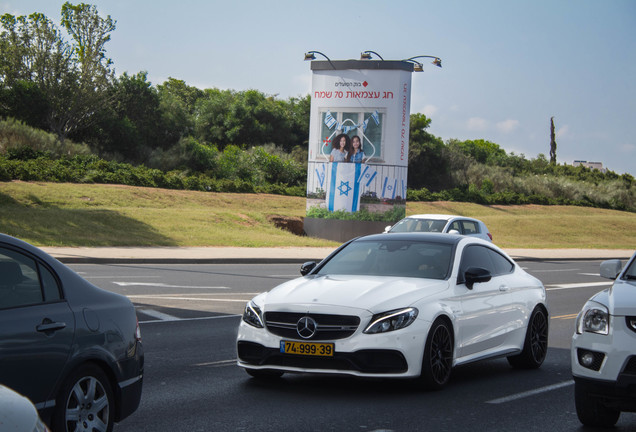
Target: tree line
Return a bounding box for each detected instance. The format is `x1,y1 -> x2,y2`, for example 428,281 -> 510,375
1,3 -> 634,212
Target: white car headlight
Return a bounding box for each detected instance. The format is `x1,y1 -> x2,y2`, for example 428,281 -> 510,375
364,307 -> 418,334
242,301 -> 264,328
576,301 -> 609,335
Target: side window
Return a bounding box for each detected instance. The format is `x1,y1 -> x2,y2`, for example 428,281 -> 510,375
487,249 -> 515,275
40,264 -> 62,301
461,221 -> 480,235
459,245 -> 495,276
448,221 -> 462,233
0,247 -> 59,309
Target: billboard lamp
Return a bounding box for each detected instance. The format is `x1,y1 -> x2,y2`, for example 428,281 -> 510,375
304,51 -> 331,61
360,50 -> 384,61
403,56 -> 442,71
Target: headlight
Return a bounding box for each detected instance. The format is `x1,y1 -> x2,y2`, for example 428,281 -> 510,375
242,301 -> 264,328
364,307 -> 418,334
576,302 -> 609,335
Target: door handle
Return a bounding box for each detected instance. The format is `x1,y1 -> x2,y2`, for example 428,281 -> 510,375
36,320 -> 67,333
499,285 -> 510,292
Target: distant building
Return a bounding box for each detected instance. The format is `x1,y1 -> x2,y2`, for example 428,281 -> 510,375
572,160 -> 607,173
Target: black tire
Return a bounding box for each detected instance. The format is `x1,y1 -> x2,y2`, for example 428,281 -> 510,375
246,368 -> 284,379
574,381 -> 620,427
52,363 -> 114,432
507,306 -> 548,369
419,319 -> 453,390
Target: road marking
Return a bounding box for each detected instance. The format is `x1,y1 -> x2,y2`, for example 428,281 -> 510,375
546,281 -> 611,291
114,282 -> 230,289
551,313 -> 578,320
194,359 -> 237,367
128,295 -> 250,302
82,275 -> 161,279
140,309 -> 180,321
527,268 -> 580,273
138,314 -> 240,324
486,380 -> 574,404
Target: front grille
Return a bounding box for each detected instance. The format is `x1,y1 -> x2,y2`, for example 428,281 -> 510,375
237,341 -> 407,374
264,311 -> 360,341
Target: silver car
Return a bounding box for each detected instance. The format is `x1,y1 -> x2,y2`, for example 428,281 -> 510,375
385,214 -> 493,242
571,252 -> 636,427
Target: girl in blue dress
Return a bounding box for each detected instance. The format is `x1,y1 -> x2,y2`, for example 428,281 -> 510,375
349,136 -> 366,163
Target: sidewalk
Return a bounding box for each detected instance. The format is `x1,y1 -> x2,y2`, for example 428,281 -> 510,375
40,246 -> 635,264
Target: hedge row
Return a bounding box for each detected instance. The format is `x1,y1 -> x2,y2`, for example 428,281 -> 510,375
0,154 -> 305,196
1,154 -> 633,213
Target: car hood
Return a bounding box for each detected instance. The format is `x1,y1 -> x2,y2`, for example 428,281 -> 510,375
591,279 -> 636,316
260,275 -> 448,314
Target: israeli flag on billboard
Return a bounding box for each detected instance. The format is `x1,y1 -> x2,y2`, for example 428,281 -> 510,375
381,176 -> 398,199
315,163 -> 327,189
324,111 -> 337,130
327,163 -> 362,212
371,110 -> 380,125
358,165 -> 377,187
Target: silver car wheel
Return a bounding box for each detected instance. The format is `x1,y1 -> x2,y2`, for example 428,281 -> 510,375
54,364 -> 114,432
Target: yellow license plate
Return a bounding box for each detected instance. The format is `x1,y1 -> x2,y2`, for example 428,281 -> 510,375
280,341 -> 334,357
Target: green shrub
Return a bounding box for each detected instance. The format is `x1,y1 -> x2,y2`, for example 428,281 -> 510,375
0,118 -> 91,158
306,205 -> 405,222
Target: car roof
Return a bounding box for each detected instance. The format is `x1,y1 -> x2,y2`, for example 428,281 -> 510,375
356,232 -> 464,246
404,214 -> 480,222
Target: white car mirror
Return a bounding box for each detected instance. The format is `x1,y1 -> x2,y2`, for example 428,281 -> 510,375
600,259 -> 623,280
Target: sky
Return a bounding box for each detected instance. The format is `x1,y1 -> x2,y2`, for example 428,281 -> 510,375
2,0 -> 635,176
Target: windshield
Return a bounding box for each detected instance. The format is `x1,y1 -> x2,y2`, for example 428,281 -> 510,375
623,256 -> 636,280
389,218 -> 447,233
317,239 -> 454,280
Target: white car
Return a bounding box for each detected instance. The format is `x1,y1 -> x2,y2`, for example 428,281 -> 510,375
571,252 -> 636,427
385,214 -> 493,242
0,385 -> 49,432
237,233 -> 548,388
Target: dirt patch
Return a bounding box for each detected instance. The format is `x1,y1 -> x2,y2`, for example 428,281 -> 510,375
267,215 -> 304,236
236,213 -> 256,226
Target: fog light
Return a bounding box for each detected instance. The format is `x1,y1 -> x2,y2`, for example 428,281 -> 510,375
581,352 -> 595,368
577,348 -> 604,371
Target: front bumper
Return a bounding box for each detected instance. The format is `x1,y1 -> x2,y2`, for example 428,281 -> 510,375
236,319 -> 429,378
572,316 -> 636,412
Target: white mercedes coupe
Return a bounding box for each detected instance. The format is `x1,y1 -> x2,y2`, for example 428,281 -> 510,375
237,233 -> 548,389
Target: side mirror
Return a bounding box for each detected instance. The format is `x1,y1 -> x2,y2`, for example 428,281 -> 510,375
464,267 -> 491,290
600,259 -> 623,280
300,261 -> 317,276
383,225 -> 392,233
448,229 -> 461,235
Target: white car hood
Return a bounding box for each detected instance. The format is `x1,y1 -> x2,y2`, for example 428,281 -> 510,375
260,275 -> 448,314
591,280 -> 636,316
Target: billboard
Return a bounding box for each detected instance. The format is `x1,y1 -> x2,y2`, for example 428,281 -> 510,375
305,60 -> 414,216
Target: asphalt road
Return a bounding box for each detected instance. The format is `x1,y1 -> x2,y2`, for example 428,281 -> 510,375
70,261 -> 636,432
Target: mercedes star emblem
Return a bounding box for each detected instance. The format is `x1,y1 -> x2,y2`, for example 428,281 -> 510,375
296,316 -> 317,339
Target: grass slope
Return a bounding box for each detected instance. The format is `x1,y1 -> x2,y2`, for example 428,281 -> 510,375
1,181 -> 635,249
